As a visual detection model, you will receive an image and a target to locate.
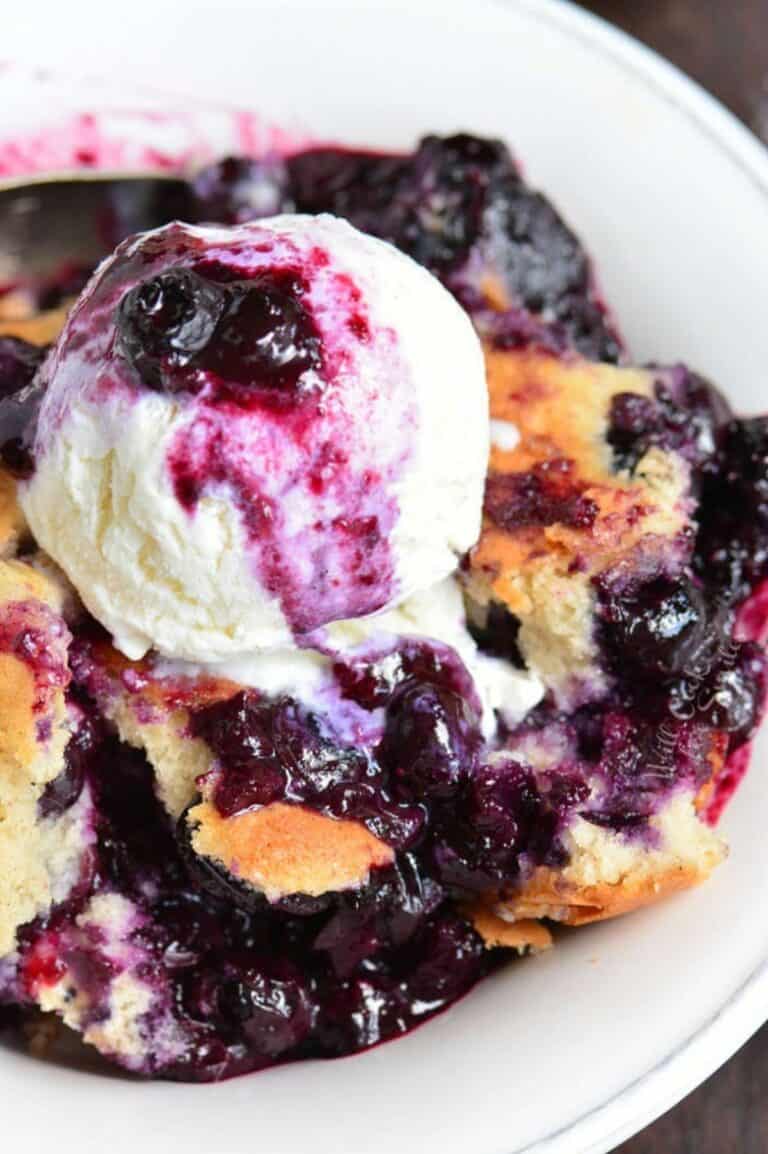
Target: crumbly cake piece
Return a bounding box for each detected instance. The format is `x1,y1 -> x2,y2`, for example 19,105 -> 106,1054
465,348 -> 693,701
463,344 -> 762,930
483,793 -> 724,930
187,801 -> 394,901
465,905 -> 552,953
28,891 -> 188,1072
0,558 -> 94,956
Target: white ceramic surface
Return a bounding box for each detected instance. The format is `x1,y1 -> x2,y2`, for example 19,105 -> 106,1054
2,3 -> 768,1153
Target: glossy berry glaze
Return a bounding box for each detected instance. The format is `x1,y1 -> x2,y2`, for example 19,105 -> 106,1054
1,135 -> 768,1081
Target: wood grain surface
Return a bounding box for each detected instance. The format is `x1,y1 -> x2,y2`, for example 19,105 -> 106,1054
577,3 -> 768,1150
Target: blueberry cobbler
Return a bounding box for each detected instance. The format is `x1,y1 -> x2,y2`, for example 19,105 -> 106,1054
0,133 -> 766,1080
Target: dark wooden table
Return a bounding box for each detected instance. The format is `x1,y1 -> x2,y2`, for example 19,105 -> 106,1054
577,4 -> 768,1150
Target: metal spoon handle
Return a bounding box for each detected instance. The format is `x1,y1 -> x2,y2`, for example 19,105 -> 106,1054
0,175 -> 191,289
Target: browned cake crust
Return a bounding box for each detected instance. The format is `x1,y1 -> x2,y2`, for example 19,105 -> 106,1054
188,800 -> 394,900
465,904 -> 552,952
0,471 -> 26,557
487,792 -> 724,931
503,865 -> 710,926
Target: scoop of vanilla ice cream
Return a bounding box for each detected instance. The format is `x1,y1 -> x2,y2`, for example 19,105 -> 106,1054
22,214 -> 488,662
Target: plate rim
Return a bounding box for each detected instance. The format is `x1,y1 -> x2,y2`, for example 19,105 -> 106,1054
501,3 -> 768,1151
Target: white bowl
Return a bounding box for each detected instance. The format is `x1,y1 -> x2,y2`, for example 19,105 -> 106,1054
2,3 -> 768,1152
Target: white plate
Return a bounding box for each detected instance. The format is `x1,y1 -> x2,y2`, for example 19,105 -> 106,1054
2,3 -> 768,1152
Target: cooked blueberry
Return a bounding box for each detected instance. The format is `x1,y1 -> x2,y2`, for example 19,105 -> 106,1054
39,757 -> 84,821
686,642 -> 766,741
0,336 -> 48,477
334,637 -> 477,711
435,760 -> 562,891
194,269 -> 322,399
38,707 -> 103,819
695,417 -> 768,604
215,955 -> 315,1056
288,147 -> 410,235
191,691 -> 424,851
314,855 -> 442,977
392,133 -> 519,274
607,393 -> 659,472
476,303 -> 570,357
608,368 -> 731,476
468,601 -> 526,668
582,809 -> 649,831
315,964 -> 407,1052
0,336 -> 46,400
149,892 -> 229,967
116,268 -> 226,389
379,681 -> 481,801
597,576 -> 710,678
322,780 -> 426,851
117,257 -> 323,404
191,692 -> 366,814
398,911 -> 484,1006
190,155 -> 294,224
654,367 -> 731,469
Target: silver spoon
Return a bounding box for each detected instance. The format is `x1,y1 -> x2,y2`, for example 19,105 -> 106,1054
0,171 -> 190,289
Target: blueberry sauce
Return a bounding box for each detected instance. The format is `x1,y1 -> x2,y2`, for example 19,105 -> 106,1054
484,458 -> 599,532
190,155 -> 294,225
38,701 -> 104,820
695,417 -> 768,606
189,691 -> 426,852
